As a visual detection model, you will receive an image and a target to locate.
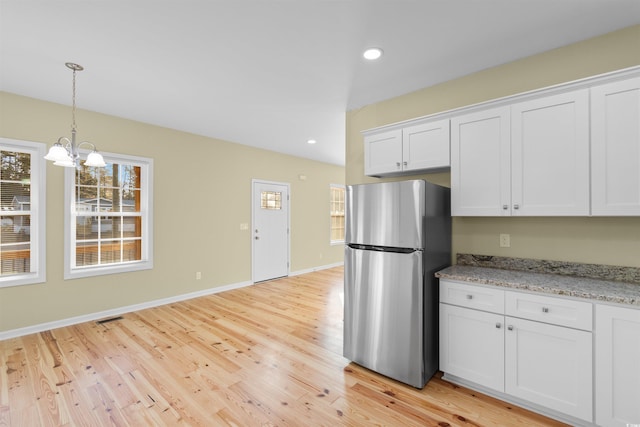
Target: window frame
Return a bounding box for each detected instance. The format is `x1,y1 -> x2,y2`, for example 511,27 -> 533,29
0,138 -> 46,288
330,183 -> 345,245
64,150 -> 153,279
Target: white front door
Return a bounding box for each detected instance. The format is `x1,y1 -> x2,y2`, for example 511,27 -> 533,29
252,180 -> 290,283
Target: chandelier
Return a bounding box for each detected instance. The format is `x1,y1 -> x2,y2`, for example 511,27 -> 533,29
44,62 -> 106,168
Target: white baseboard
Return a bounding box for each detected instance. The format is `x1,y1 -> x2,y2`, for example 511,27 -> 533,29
0,262 -> 345,341
0,279 -> 253,341
289,261 -> 343,277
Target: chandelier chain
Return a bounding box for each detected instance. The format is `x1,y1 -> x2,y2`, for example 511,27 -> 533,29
71,68 -> 77,130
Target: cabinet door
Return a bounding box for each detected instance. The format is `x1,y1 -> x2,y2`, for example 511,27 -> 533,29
595,304 -> 640,427
402,119 -> 450,171
364,129 -> 402,176
591,77 -> 640,216
440,303 -> 504,392
511,90 -> 590,216
505,317 -> 592,422
451,107 -> 511,216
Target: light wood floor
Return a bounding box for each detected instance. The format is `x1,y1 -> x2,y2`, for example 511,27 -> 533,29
1,267 -> 568,426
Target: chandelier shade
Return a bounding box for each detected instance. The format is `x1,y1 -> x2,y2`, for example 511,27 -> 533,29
85,150 -> 107,167
44,142 -> 71,163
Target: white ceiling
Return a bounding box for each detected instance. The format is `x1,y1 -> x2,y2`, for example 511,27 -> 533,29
1,1 -> 639,166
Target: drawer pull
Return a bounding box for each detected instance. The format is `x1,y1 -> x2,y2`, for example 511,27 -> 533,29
466,294 -> 473,300
542,307 -> 549,313
495,322 -> 502,329
507,325 -> 514,331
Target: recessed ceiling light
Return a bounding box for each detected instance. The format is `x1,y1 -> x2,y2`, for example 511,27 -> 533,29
307,139 -> 317,144
363,47 -> 383,60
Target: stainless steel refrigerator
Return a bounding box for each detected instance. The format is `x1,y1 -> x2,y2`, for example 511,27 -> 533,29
343,179 -> 451,388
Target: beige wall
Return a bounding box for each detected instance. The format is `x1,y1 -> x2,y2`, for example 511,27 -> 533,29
0,92 -> 344,332
347,25 -> 640,268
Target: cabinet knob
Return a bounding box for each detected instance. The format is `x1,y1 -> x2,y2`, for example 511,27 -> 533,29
396,162 -> 401,167
513,204 -> 520,210
542,307 -> 549,313
466,294 -> 473,300
403,161 -> 408,166
507,325 -> 514,331
502,205 -> 508,210
495,322 -> 502,329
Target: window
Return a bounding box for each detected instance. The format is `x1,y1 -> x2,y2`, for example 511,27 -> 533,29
0,138 -> 46,288
330,184 -> 345,244
261,191 -> 282,210
65,151 -> 153,279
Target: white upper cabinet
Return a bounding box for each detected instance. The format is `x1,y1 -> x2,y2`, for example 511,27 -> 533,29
451,90 -> 590,216
591,77 -> 640,215
402,120 -> 450,171
363,129 -> 403,176
364,119 -> 449,177
511,90 -> 590,216
363,67 -> 640,216
451,107 -> 511,216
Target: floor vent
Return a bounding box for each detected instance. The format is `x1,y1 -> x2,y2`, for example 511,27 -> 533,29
96,316 -> 124,325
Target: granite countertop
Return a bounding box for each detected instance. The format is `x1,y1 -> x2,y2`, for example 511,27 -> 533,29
436,255 -> 640,307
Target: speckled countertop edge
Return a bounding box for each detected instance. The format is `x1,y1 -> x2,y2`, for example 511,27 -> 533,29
436,265 -> 640,307
455,253 -> 640,284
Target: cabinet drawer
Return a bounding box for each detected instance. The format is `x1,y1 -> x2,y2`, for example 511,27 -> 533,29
505,291 -> 592,331
440,280 -> 504,314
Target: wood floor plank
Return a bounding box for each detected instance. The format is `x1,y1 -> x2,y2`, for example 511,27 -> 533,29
0,267 -> 569,426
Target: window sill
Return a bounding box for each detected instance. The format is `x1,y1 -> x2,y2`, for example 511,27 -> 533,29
65,260 -> 153,280
0,272 -> 46,288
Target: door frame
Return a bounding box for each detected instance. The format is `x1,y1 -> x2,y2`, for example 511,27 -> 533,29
251,179 -> 291,283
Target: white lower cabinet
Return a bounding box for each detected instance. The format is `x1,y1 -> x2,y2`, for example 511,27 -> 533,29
595,304 -> 640,427
439,280 -> 594,424
439,303 -> 504,392
504,316 -> 592,421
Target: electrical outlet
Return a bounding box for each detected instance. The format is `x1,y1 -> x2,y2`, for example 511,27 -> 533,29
196,271 -> 202,280
499,234 -> 511,248
240,223 -> 249,230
